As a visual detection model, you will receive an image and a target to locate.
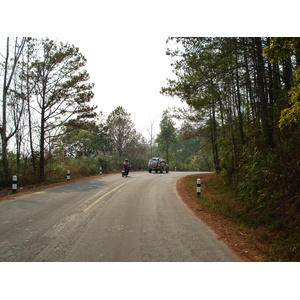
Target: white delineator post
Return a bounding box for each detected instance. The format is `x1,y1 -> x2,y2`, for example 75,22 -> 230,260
197,178 -> 201,197
67,170 -> 70,181
12,175 -> 18,192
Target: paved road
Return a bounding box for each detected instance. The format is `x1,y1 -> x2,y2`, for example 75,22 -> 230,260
0,171 -> 240,262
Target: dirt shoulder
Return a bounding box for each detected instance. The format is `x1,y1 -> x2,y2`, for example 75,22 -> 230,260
176,173 -> 273,262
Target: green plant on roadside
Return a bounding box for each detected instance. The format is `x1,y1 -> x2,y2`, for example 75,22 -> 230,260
186,173 -> 300,261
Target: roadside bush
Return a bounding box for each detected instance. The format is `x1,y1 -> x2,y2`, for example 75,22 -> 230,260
97,156 -> 112,173
217,131 -> 300,260
65,156 -> 99,177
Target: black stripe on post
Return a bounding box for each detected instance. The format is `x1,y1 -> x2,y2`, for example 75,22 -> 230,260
197,178 -> 201,197
12,175 -> 18,192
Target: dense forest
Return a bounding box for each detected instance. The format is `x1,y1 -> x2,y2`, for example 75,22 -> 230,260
161,37 -> 299,203
161,38 -> 300,259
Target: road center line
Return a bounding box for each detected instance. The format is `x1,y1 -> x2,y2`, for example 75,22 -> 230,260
82,179 -> 136,213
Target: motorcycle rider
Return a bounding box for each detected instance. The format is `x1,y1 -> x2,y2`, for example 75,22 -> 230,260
123,159 -> 130,176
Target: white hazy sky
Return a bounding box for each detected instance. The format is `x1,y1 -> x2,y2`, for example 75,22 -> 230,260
3,0 -> 295,141
62,34 -> 184,139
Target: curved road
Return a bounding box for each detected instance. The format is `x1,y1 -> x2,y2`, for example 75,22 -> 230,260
0,171 -> 239,262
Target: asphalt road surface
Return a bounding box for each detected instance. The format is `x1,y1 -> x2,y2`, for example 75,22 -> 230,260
0,171 -> 240,262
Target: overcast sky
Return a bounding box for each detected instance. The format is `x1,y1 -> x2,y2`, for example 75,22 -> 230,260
63,35 -> 185,139
2,0 -> 297,141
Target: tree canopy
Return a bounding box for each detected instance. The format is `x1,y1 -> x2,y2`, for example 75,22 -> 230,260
155,110 -> 177,163
161,36 -> 300,209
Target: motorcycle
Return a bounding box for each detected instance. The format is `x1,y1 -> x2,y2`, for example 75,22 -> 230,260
122,166 -> 129,177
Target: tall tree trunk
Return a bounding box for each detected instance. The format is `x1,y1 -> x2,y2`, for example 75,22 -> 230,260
39,93 -> 46,181
39,116 -> 45,181
295,39 -> 300,67
235,50 -> 245,145
267,62 -> 275,128
1,38 -> 10,182
282,57 -> 293,95
26,52 -> 37,176
254,37 -> 274,148
209,99 -> 220,172
243,38 -> 257,127
1,37 -> 26,183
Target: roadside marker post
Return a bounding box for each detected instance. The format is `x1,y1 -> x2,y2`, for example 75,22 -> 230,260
100,167 -> 102,175
67,170 -> 70,181
197,178 -> 201,197
12,175 -> 18,192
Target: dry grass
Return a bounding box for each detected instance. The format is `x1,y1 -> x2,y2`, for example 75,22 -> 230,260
176,173 -> 276,262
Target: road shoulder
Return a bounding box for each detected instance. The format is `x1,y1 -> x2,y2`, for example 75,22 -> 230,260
176,173 -> 271,262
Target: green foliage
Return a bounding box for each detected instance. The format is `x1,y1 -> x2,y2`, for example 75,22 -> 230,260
263,37 -> 298,62
54,119 -> 110,158
161,37 -> 300,260
162,36 -> 300,179
66,156 -> 100,177
155,110 -> 177,163
97,156 -> 112,173
106,106 -> 140,158
263,38 -> 300,129
2,38 -> 98,181
187,174 -> 300,261
279,67 -> 300,129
